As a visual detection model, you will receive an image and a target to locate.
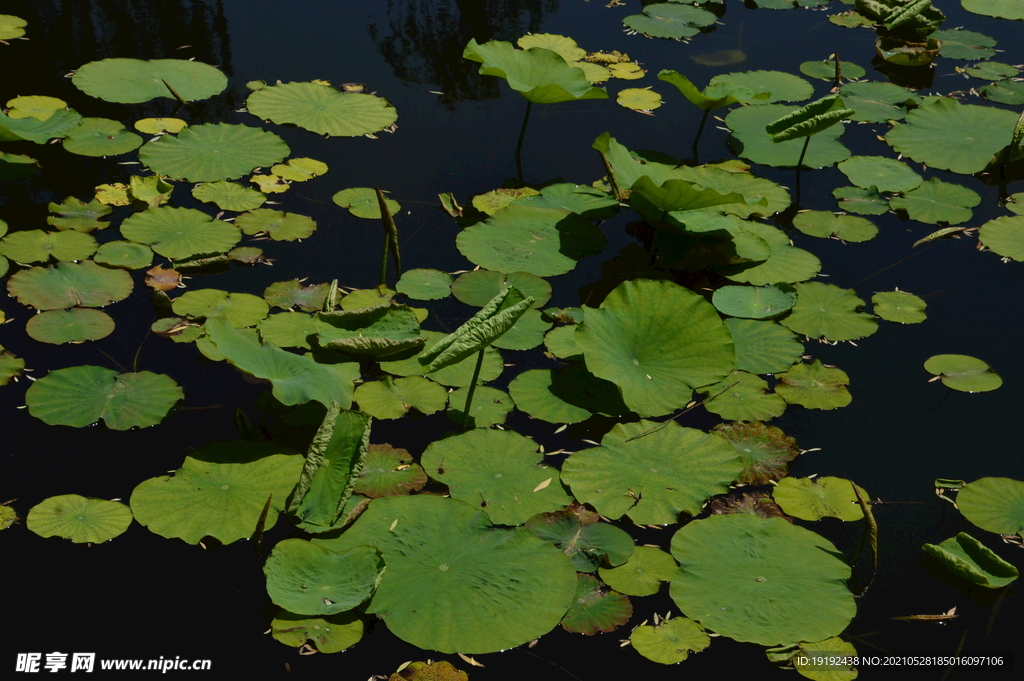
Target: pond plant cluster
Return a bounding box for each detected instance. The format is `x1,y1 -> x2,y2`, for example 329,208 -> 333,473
2,0 -> 1024,677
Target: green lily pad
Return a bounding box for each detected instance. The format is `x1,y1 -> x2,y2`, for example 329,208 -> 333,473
799,57 -> 866,81
445,385 -> 514,428
714,421 -> 801,485
561,574 -> 632,635
264,280 -> 330,311
630,617 -> 710,664
966,61 -> 1020,80
839,81 -> 921,123
561,420 -> 742,525
712,285 -> 796,319
332,187 -> 401,219
26,366 -> 182,429
94,241 -> 153,270
26,495 -> 132,543
395,269 -> 453,300
979,215 -> 1024,261
509,183 -> 619,219
0,152 -> 40,181
725,318 -> 804,375
659,69 -> 769,111
932,29 -> 997,60
957,477 -> 1024,537
872,290 -> 927,323
258,312 -> 317,349
314,494 -> 577,654
768,637 -> 859,680
700,371 -> 787,422
315,304 -> 423,355
981,79 -> 1024,105
452,270 -> 551,309
0,346 -> 26,385
617,88 -> 662,112
464,38 -> 607,104
838,155 -> 922,193
47,197 -> 111,232
507,369 -> 593,424
0,108 -> 83,144
130,440 -> 303,544
775,360 -> 852,409
724,221 -> 822,285
270,610 -> 363,653
140,122 -> 290,182
962,0 -> 1024,20
0,229 -> 97,263
172,289 -> 269,328
623,3 -> 716,40
670,514 -> 856,646
709,70 -> 814,105
62,118 -> 142,157
265,540 -> 383,615
0,14 -> 26,40
781,282 -> 878,341
473,187 -> 541,215
526,506 -> 634,572
135,117 -> 188,134
923,533 -> 1018,588
490,309 -> 550,350
793,211 -> 878,242
7,260 -> 133,309
598,546 -> 677,597
26,308 -> 115,344
120,206 -> 241,259
889,178 -> 980,225
272,157 -> 329,182
247,81 -> 397,136
354,444 -> 427,498
726,104 -> 850,169
379,330 -> 504,387
923,354 -> 1001,392
773,476 -> 868,521
543,325 -> 582,360
192,181 -> 266,212
236,209 -> 317,241
672,165 -> 791,218
833,186 -> 889,215
353,376 -> 447,419
72,58 -> 227,103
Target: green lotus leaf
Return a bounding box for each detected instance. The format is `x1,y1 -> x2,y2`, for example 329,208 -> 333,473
353,376 -> 447,419
395,269 -> 453,301
886,98 -> 1019,174
0,152 -> 40,181
456,206 -> 606,277
543,325 -> 582,360
833,185 -> 889,215
623,3 -> 716,39
0,229 -> 97,263
592,132 -> 681,196
560,574 -> 632,635
472,187 -> 540,215
714,421 -> 801,485
120,206 -> 241,259
192,181 -> 266,212
799,57 -> 866,81
206,317 -> 359,408
420,287 -> 531,371
768,637 -> 858,679
923,533 -> 1018,588
134,117 -> 188,134
709,70 -> 813,105
672,165 -> 791,218
0,13 -> 26,39
700,371 -> 787,422
333,188 -> 401,222
258,312 -> 317,349
932,28 -> 996,60
598,546 -> 677,597
516,33 -> 586,62
839,81 -> 921,123
617,87 -> 662,112
509,182 -> 619,219
235,209 -> 316,241
962,0 -> 1024,20
526,506 -> 634,572
127,174 -> 172,211
130,440 -> 303,544
315,303 -> 423,356
72,58 -> 227,103
26,308 -> 114,344
47,196 -> 111,232
26,365 -> 182,429
314,494 -> 577,654
172,289 -> 269,328
725,318 -> 803,375
354,444 -> 427,498
773,476 -> 867,521
247,81 -> 397,136
264,280 -> 330,311
508,368 -> 594,424
0,108 -> 83,144
775,360 -> 852,409
270,609 -> 363,653
965,61 -> 1020,80
671,514 -> 855,645
445,385 -> 514,428
576,279 -> 735,417
265,539 -> 382,616
379,330 -> 504,387
7,260 -> 133,309
562,420 -> 742,525
659,70 -> 770,111
272,157 -> 328,182
630,177 -> 748,229
26,495 -> 132,543
956,477 -> 1024,536
979,215 -> 1024,260
838,155 -> 922,193
727,104 -> 850,168
724,221 -> 822,285
712,285 -> 796,319
630,617 -> 710,664
0,345 -> 26,385
923,354 -> 1001,392
490,308 -> 550,350
451,270 -> 551,308
766,95 -> 855,144
341,287 -> 401,311
62,118 -> 142,157
871,290 -> 927,323
793,211 -> 878,242
464,38 -> 607,104
781,282 -> 878,341
94,241 -> 153,270
889,178 -> 979,225
981,80 -> 1024,106
140,123 -> 290,182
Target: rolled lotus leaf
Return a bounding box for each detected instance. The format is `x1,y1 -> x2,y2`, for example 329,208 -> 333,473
420,287 -> 533,372
766,95 -> 855,143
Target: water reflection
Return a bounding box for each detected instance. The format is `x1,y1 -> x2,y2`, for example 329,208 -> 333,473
370,0 -> 558,108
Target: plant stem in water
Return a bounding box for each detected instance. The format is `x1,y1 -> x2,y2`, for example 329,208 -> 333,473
461,349 -> 486,430
515,101 -> 533,183
691,108 -> 710,163
794,136 -> 811,206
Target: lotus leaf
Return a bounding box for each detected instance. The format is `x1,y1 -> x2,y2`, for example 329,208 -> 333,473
120,206 -> 241,259
0,109 -> 83,144
725,318 -> 804,375
354,376 -> 447,419
871,290 -> 926,323
464,39 -> 607,104
838,155 -> 922,193
773,477 -> 867,521
420,287 -> 531,371
630,177 -> 748,227
270,610 -> 363,653
0,14 -> 26,39
727,104 -> 850,168
799,57 -> 867,81
839,81 -> 921,123
6,96 -> 64,121
272,157 -> 328,182
379,330 -> 503,387
616,88 -> 662,112
965,61 -> 1020,80
923,533 -> 1018,588
561,574 -> 631,635
332,187 -> 401,219
981,80 -> 1024,106
172,289 -> 269,328
135,117 -> 187,134
889,178 -> 979,225
145,266 -> 182,291
561,420 -> 742,525
923,354 -> 1001,392
0,229 -> 97,263
489,309 -> 549,350
724,221 -> 822,285
264,280 -> 330,311
62,118 -> 142,157
766,95 -> 855,144
258,312 -> 317,349
0,346 -> 25,385
793,211 -> 878,242
265,539 -> 382,616
451,270 -> 550,309
979,215 -> 1024,260
598,546 -> 677,597
7,261 -> 133,309
251,173 -> 288,193
472,187 -> 540,215
192,181 -> 265,212
710,70 -> 813,105
26,308 -> 114,344
315,304 -> 423,355
140,123 -> 290,182
47,197 -> 110,232
509,182 -> 619,218
658,70 -> 770,112
235,209 -> 316,241
26,495 -> 132,543
712,285 -> 796,319
508,369 -> 593,424
525,506 -> 634,572
700,371 -> 787,422
932,29 -> 996,60
26,366 -> 182,429
314,494 -> 577,654
714,422 -> 800,485
229,246 -> 266,264
72,58 -> 227,103
623,4 -> 717,40
395,269 -> 452,301
768,637 -> 858,680
543,325 -> 582,360
445,385 -> 514,428
630,617 -> 710,664
957,477 -> 1024,537
672,165 -> 791,218
94,183 -> 130,206
247,81 -> 397,136
517,33 -> 586,62
776,360 -> 852,409
833,186 -> 889,215
91,241 -> 151,270
387,661 -> 467,681
962,0 -> 1024,20
782,282 -> 877,341
0,152 -> 40,181
354,444 -> 427,498
130,441 -> 303,544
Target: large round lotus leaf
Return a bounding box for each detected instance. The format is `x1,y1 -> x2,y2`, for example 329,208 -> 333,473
709,71 -> 813,104
839,81 -> 921,123
265,540 -> 382,616
525,508 -> 634,572
630,617 -> 710,664
714,421 -> 800,485
793,211 -> 877,242
623,3 -> 716,39
172,289 -> 269,328
353,376 -> 447,419
775,360 -> 852,409
700,371 -> 787,422
26,308 -> 114,344
726,104 -> 850,169
773,476 -> 867,521
562,420 -> 741,525
672,165 -> 791,218
7,260 -> 133,309
271,609 -> 363,653
833,186 -> 889,215
725,318 -> 803,375
576,279 -> 735,417
130,441 -> 303,544
236,209 -> 316,241
888,178 -> 980,225
314,494 -> 577,654
379,330 -> 503,387
713,285 -> 795,319
838,156 -> 922,193
457,206 -> 606,277
923,354 -> 1002,392
932,29 -> 997,60
192,180 -> 266,212
120,206 -> 241,259
94,241 -> 153,270
26,366 -> 182,429
331,187 -> 400,219
957,478 -> 1024,536
258,312 -> 317,349
445,385 -> 514,428
962,0 -> 1024,20
561,573 -> 632,635
671,514 -> 855,645
923,533 -> 1019,588
72,58 -> 227,103
510,182 -> 619,219
139,123 -> 290,182
27,494 -> 132,543
422,429 -> 572,525
354,444 -> 427,498
395,269 -> 453,301
62,118 -> 142,157
599,546 -> 677,597
781,282 -> 877,341
451,270 -> 551,308
886,98 -> 1019,175
724,221 -> 822,285
0,229 -> 97,263
247,82 -> 397,136
979,215 -> 1024,261
872,290 -> 927,323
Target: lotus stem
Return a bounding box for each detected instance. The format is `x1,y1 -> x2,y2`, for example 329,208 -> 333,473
515,101 -> 533,183
794,136 -> 811,206
691,109 -> 710,162
379,231 -> 390,288
460,348 -> 486,430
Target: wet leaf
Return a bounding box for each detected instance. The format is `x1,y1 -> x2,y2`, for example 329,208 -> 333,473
957,477 -> 1024,537
7,260 -> 133,309
871,290 -> 927,323
713,422 -> 801,485
773,477 -> 868,521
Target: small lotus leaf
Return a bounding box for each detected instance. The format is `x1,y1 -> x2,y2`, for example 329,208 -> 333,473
270,610 -> 363,653
0,14 -> 26,40
932,29 -> 997,60
332,187 -> 400,219
63,118 -> 142,157
714,422 -> 800,485
134,117 -> 187,134
27,495 -> 132,543
0,229 -> 97,263
517,33 -> 586,62
979,215 -> 1024,261
473,187 -> 540,215
395,269 -> 453,301
713,285 -> 796,319
630,617 -> 710,664
871,290 -> 927,323
140,123 -> 290,182
7,260 -> 133,309
616,88 -> 662,112
341,288 -> 397,310
965,61 -> 1020,80
981,80 -> 1024,106
526,507 -> 634,572
561,574 -> 632,635
0,108 -> 83,144
251,173 -> 288,193
709,70 -> 813,104
354,376 -> 447,419
543,325 -> 582,360
94,183 -> 130,206
781,282 -> 878,341
799,58 -> 866,81
144,266 -> 182,291
47,197 -> 111,232
507,369 -> 593,424
236,209 -> 316,241
923,533 -> 1018,588
272,157 -> 328,182
94,241 -> 153,270
838,155 -> 922,192
889,178 -> 980,225
768,637 -> 859,680
72,58 -> 227,103
727,104 -> 850,169
445,385 -> 514,428
265,540 -> 382,615
776,360 -> 852,409
354,444 -> 427,498
7,96 -> 65,121
773,477 -> 867,521
793,211 -> 878,242
264,280 -> 330,311
26,308 -> 114,344
839,81 -> 921,123
192,181 -> 266,212
923,354 -> 1001,392
120,206 -> 241,259
957,477 -> 1024,537
962,0 -> 1024,20
700,371 -> 787,422
172,289 -> 269,328
490,309 -> 550,350
509,182 -> 619,218
833,186 -> 889,215
623,4 -> 718,40
463,38 -> 607,104
0,345 -> 26,385
247,82 -> 397,136
127,173 -> 173,207
724,221 -> 822,285
379,330 -> 503,387
725,318 -> 803,375
599,546 -> 677,597
258,312 -> 318,349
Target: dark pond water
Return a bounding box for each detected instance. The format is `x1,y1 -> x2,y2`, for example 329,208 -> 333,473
3,0 -> 1022,678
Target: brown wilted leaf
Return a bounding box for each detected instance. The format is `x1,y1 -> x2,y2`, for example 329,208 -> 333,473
145,266 -> 182,291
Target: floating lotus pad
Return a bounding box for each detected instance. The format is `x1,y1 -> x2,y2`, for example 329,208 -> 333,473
315,304 -> 423,355
509,182 -> 619,219
889,178 -> 980,225
838,155 -> 922,193
792,211 -> 878,242
782,282 -> 877,341
725,318 -> 804,376
135,117 -> 188,134
464,38 -> 607,104
979,215 -> 1024,261
264,280 -> 330,311
773,476 -> 867,521
508,368 -> 604,424
258,312 -> 317,349
192,181 -> 266,212
630,617 -> 710,664
247,82 -> 397,136
0,109 -> 83,144
353,376 -> 447,419
714,421 -> 800,485
623,4 -> 717,40
543,325 -> 582,360
0,346 -> 25,385
965,61 -> 1020,80
332,187 -> 400,219
726,104 -> 850,169
923,354 -> 1001,392
62,118 -> 142,157
872,290 -> 927,323
956,477 -> 1024,537
490,309 -> 550,350
120,206 -> 241,259
72,58 -> 227,103
270,610 -> 363,653
272,157 -> 328,182
395,269 -> 453,301
981,80 -> 1024,106
94,241 -> 153,270
0,229 -> 97,263
799,57 -> 866,81
0,14 -> 26,40
561,574 -> 632,635
354,444 -> 427,498
839,81 -> 921,123
265,540 -> 382,616
833,186 -> 889,215
172,289 -> 268,328
26,366 -> 182,429
48,197 -> 111,232
8,260 -> 133,309
236,209 -> 317,241
445,386 -> 514,428
712,285 -> 795,319
26,308 -> 114,344
617,88 -> 662,112
962,0 -> 1024,20
598,546 -> 677,597
672,165 -> 791,218
932,29 -> 997,60
526,507 -> 634,572
724,221 -> 822,285
923,533 -> 1018,588
776,360 -> 852,409
709,70 -> 813,105
700,371 -> 787,422
26,495 -> 133,543
140,123 -> 290,182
